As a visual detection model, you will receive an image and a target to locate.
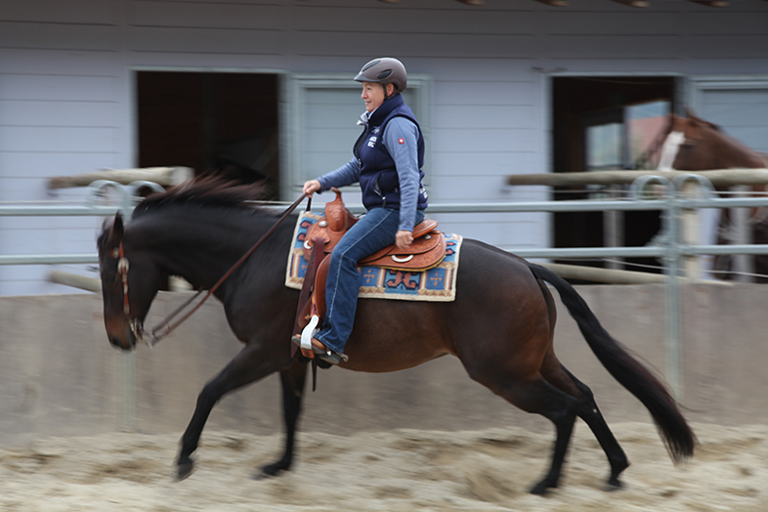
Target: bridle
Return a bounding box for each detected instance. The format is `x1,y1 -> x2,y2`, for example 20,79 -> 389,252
110,193 -> 309,348
112,241 -> 146,342
114,243 -> 130,316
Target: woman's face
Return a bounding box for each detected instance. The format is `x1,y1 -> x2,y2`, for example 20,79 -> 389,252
361,82 -> 386,112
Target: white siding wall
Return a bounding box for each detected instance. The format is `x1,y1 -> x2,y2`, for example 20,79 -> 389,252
696,86 -> 768,154
0,1 -> 124,295
1,0 -> 767,295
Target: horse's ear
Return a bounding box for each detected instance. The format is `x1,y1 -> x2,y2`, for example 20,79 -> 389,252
106,213 -> 124,248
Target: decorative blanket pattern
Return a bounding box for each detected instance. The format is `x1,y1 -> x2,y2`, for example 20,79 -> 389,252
285,211 -> 462,302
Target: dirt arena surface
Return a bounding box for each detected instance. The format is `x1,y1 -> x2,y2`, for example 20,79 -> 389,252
1,422 -> 765,512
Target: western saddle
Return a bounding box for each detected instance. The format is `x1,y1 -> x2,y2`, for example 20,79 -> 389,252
292,189 -> 445,359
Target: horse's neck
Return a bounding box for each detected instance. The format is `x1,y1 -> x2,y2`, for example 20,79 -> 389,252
711,130 -> 764,169
130,212 -> 258,289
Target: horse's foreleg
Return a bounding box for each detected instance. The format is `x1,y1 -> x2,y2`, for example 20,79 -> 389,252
176,343 -> 283,480
259,359 -> 307,478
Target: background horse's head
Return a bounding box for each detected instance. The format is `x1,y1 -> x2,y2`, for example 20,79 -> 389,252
97,213 -> 165,350
662,109 -> 765,171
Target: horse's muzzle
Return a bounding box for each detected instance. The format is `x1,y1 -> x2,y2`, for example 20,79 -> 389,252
106,323 -> 137,351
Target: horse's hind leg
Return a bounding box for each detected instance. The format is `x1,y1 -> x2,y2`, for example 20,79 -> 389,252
535,275 -> 629,488
260,359 -> 307,477
561,365 -> 630,488
469,368 -> 580,495
512,379 -> 580,494
176,343 -> 286,480
541,354 -> 630,488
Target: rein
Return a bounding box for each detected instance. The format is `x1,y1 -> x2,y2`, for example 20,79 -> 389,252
119,194 -> 309,348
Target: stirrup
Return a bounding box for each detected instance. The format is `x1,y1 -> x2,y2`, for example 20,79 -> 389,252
295,315 -> 348,365
300,315 -> 320,351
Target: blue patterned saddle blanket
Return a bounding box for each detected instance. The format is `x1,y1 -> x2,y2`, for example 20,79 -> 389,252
284,211 -> 462,302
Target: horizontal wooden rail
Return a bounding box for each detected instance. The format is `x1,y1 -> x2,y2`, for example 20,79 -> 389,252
48,167 -> 192,189
49,270 -> 101,293
507,169 -> 768,187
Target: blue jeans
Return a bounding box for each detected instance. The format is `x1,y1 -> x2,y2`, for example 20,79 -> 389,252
314,207 -> 425,354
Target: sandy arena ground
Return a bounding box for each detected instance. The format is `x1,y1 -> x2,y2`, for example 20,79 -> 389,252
1,422 -> 766,512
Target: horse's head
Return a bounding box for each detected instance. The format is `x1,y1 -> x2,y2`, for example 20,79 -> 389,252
97,213 -> 164,351
661,109 -> 764,171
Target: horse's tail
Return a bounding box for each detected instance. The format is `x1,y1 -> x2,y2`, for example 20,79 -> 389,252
527,262 -> 696,463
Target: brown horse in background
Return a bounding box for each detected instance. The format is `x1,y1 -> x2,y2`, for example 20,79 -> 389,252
658,110 -> 766,172
657,110 -> 768,281
97,177 -> 695,495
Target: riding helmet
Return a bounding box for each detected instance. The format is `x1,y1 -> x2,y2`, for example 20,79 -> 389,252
354,58 -> 407,92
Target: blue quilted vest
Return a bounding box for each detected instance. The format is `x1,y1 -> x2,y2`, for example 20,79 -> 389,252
354,94 -> 428,210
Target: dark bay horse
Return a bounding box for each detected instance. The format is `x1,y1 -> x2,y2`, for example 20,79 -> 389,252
97,178 -> 695,494
658,110 -> 768,280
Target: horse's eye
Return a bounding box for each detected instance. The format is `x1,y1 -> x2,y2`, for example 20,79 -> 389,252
101,264 -> 119,285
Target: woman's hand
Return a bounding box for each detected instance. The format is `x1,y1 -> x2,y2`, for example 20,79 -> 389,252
395,230 -> 413,250
303,180 -> 321,197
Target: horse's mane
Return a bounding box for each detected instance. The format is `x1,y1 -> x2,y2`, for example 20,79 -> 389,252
132,176 -> 270,219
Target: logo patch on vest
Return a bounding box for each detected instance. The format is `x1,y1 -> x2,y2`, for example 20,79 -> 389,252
367,136 -> 377,148
398,138 -> 405,144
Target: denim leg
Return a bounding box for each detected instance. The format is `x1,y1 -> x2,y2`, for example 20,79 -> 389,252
314,207 -> 424,354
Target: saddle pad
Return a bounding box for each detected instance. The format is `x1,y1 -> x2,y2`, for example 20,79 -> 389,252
285,211 -> 462,302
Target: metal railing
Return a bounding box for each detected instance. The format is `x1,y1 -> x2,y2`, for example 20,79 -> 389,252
0,180 -> 164,266
3,175 -> 768,400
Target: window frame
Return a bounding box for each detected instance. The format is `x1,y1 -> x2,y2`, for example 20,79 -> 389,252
280,73 -> 431,202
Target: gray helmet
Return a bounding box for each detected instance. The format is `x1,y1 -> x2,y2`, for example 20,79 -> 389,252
354,58 -> 407,92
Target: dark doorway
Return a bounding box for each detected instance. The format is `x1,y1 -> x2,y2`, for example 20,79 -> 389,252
551,76 -> 678,278
136,71 -> 279,197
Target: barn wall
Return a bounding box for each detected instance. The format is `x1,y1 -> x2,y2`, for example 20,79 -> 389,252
1,284 -> 766,447
1,0 -> 767,295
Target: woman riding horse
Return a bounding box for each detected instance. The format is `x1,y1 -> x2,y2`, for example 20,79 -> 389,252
297,57 -> 428,364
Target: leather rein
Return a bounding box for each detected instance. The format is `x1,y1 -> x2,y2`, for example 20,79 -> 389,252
116,194 -> 309,348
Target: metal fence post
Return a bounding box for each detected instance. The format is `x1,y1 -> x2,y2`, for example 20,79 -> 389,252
663,186 -> 683,400
629,175 -> 684,400
87,180 -> 159,433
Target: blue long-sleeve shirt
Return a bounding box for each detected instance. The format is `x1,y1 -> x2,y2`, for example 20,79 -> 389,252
317,116 -> 422,233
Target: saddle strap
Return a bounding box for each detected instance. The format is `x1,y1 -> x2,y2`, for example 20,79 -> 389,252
291,238 -> 326,358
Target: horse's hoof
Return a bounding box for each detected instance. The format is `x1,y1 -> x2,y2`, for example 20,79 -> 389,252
258,461 -> 289,479
253,470 -> 278,481
605,477 -> 624,491
176,458 -> 195,481
528,481 -> 554,496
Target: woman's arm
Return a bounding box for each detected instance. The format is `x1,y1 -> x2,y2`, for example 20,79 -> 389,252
383,116 -> 421,236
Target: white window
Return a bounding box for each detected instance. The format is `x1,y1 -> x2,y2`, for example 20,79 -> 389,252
690,76 -> 768,154
281,74 -> 430,203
